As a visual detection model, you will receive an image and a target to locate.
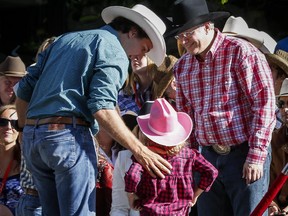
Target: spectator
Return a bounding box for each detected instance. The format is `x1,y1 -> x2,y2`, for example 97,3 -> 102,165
267,53 -> 288,215
0,105 -> 23,216
0,56 -> 26,106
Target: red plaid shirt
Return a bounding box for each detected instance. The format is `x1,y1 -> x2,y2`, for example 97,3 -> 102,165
125,147 -> 218,216
174,29 -> 276,165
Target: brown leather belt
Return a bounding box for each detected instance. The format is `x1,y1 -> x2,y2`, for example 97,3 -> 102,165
25,117 -> 90,127
25,188 -> 39,196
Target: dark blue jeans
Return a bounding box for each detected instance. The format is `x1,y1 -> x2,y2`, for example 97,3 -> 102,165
23,124 -> 97,216
197,143 -> 271,216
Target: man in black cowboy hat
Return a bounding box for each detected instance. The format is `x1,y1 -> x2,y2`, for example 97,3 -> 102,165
172,0 -> 276,215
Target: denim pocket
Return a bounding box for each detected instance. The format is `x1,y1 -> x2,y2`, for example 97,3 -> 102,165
41,129 -> 76,171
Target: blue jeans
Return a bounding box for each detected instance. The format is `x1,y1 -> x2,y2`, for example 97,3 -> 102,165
22,124 -> 97,216
15,194 -> 42,216
197,143 -> 271,216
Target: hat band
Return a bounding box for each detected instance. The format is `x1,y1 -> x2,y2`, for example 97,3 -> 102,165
148,122 -> 173,136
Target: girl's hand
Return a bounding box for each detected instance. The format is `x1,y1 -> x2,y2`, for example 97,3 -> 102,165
127,192 -> 142,211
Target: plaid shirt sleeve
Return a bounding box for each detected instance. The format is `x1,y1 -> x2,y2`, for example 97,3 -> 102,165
236,50 -> 276,164
124,159 -> 143,193
193,150 -> 218,191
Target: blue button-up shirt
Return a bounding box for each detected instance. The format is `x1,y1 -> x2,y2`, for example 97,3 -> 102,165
17,25 -> 129,134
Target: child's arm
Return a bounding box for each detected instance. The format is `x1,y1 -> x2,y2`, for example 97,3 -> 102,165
127,192 -> 142,211
189,187 -> 204,207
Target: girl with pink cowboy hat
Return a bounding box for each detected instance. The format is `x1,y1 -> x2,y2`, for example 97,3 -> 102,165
124,98 -> 218,216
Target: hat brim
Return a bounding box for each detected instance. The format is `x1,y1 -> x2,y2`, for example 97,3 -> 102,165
266,53 -> 288,76
137,112 -> 192,146
224,32 -> 263,49
276,93 -> 288,97
177,12 -> 230,35
2,71 -> 27,77
101,6 -> 166,67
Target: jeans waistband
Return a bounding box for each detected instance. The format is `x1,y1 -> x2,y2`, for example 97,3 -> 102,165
25,116 -> 90,127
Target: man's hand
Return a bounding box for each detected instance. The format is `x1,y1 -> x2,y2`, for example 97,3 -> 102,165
94,109 -> 172,179
133,145 -> 171,179
242,162 -> 263,184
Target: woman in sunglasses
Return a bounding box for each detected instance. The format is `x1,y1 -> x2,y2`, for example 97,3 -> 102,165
0,105 -> 23,216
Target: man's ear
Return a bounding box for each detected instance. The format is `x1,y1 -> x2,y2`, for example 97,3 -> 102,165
128,28 -> 137,38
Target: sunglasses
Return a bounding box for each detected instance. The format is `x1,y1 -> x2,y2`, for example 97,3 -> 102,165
0,118 -> 18,129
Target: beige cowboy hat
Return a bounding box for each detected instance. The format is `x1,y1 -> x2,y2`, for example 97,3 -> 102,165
223,16 -> 276,54
0,56 -> 26,77
153,55 -> 178,98
266,49 -> 288,78
101,4 -> 166,67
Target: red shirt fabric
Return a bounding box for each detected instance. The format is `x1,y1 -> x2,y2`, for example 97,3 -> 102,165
174,29 -> 276,165
124,147 -> 218,216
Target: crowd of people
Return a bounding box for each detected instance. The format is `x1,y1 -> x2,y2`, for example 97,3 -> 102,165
0,0 -> 287,215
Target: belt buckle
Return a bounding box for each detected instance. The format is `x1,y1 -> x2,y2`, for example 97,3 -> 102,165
212,144 -> 231,155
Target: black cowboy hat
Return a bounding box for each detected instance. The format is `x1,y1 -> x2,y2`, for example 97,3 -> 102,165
165,0 -> 229,37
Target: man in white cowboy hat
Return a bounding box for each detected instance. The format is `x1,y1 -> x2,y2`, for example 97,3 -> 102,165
15,4 -> 171,216
173,0 -> 276,215
0,55 -> 26,106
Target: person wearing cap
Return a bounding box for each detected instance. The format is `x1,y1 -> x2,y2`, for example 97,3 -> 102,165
172,0 -> 276,215
0,56 -> 26,106
124,98 -> 218,215
15,4 -> 172,216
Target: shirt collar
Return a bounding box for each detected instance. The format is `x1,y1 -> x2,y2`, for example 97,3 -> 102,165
208,28 -> 225,58
100,25 -> 120,40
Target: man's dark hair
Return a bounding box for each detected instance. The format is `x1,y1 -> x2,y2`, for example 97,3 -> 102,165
109,17 -> 148,39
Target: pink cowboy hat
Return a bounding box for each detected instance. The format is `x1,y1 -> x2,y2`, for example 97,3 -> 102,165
137,98 -> 193,146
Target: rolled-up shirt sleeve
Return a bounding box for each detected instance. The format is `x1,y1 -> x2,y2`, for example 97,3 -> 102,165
87,36 -> 128,114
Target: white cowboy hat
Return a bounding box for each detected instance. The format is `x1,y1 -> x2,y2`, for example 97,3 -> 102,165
223,16 -> 276,54
277,78 -> 288,97
101,4 -> 166,67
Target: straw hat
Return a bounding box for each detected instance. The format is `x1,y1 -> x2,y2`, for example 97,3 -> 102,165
137,98 -> 193,146
0,56 -> 26,77
153,55 -> 178,98
223,16 -> 276,54
101,4 -> 166,67
266,49 -> 288,77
